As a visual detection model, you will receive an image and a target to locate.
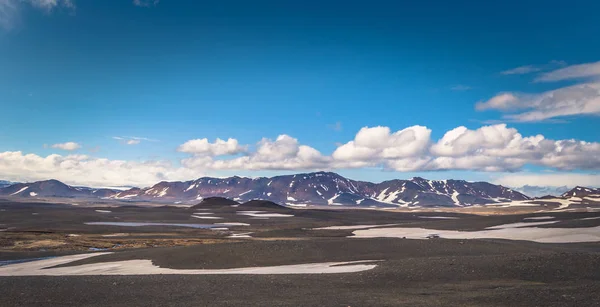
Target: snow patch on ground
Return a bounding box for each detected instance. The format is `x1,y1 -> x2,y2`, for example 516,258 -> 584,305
288,203 -> 308,207
350,224 -> 600,243
0,253 -> 380,276
239,190 -> 252,196
157,187 -> 169,197
95,210 -> 111,213
237,211 -> 294,218
327,194 -> 341,205
29,192 -> 38,197
191,215 -> 223,219
228,232 -> 253,238
485,221 -> 558,229
488,200 -> 541,207
102,233 -> 129,237
10,186 -> 28,196
215,222 -> 250,226
451,191 -> 460,206
314,224 -> 400,230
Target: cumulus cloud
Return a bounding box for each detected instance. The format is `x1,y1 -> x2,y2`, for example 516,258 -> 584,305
178,138 -> 247,156
4,125 -> 600,186
333,126 -> 431,163
331,124 -> 600,172
476,82 -> 600,122
427,124 -> 600,172
182,135 -> 330,171
535,61 -> 600,82
0,151 -> 197,187
50,142 -> 81,151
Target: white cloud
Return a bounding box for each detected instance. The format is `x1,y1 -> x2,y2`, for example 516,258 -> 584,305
0,0 -> 18,29
332,124 -> 600,172
177,138 -> 247,156
51,142 -> 81,151
333,126 -> 431,163
0,151 -> 197,187
500,65 -> 541,75
476,82 -> 600,121
113,136 -> 157,145
182,135 -> 330,171
4,125 -> 600,186
28,0 -> 74,11
494,173 -> 600,189
133,0 -> 159,7
426,124 -> 600,171
0,0 -> 74,29
535,61 -> 600,82
177,125 -> 600,174
475,93 -> 519,111
500,61 -> 567,76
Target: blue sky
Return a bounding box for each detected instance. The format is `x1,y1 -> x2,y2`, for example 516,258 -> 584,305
0,0 -> 599,187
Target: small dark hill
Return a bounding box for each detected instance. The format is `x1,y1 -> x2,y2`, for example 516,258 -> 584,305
191,197 -> 240,209
241,200 -> 290,211
537,195 -> 558,200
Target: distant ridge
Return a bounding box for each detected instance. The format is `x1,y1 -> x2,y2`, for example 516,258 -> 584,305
561,186 -> 600,198
0,172 -> 532,208
0,179 -> 119,199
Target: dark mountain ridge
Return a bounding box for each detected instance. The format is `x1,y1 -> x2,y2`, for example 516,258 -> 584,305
0,172 -> 535,208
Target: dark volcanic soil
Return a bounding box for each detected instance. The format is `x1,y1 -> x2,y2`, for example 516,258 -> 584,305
1,200 -> 600,306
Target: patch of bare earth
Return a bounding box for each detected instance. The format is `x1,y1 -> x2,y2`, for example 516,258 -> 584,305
0,232 -> 236,251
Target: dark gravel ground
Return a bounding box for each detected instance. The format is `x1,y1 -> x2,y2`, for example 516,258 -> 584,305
1,238 -> 600,306
1,201 -> 600,306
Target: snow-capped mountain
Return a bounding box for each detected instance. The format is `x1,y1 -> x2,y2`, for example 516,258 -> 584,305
561,186 -> 600,198
0,180 -> 16,188
0,172 -> 531,207
0,180 -> 120,198
514,185 -> 571,198
107,172 -> 529,207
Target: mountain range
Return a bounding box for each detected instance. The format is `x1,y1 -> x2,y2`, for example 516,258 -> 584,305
105,172 -> 532,207
1,172 -> 598,208
0,180 -> 119,199
0,180 -> 15,189
0,172 -> 528,207
513,185 -> 571,198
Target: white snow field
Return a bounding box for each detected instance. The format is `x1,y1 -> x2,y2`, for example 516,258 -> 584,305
0,253 -> 380,276
350,223 -> 600,243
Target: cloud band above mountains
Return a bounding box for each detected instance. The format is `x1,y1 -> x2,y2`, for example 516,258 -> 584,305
1,124 -> 599,187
